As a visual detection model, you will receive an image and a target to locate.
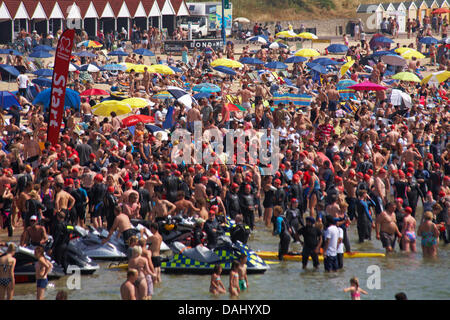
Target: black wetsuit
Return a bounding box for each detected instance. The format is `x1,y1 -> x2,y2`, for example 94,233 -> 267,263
356,199 -> 374,243
103,192 -> 118,231
407,179 -> 423,218
203,218 -> 220,249
165,175 -> 181,203
274,187 -> 287,210
225,190 -> 240,219
394,180 -> 409,206
51,220 -> 71,273
298,225 -> 322,268
239,193 -> 255,230
90,182 -> 107,218
273,215 -> 291,260
263,186 -> 275,209
70,187 -> 88,224
285,207 -> 304,237
289,183 -> 304,212
0,196 -> 13,237
138,187 -> 151,220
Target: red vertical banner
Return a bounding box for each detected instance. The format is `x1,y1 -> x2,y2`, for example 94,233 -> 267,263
47,28 -> 75,146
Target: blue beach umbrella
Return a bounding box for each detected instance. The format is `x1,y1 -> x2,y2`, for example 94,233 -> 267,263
0,91 -> 20,110
29,50 -> 53,58
133,48 -> 155,56
306,62 -> 327,74
192,83 -> 221,93
0,49 -> 22,56
371,50 -> 394,57
419,36 -> 438,45
312,58 -> 340,66
264,61 -> 288,69
213,66 -> 236,75
284,56 -> 307,63
0,64 -> 19,78
269,42 -> 288,49
33,88 -> 81,111
33,69 -> 53,77
103,64 -> 127,71
193,92 -> 212,99
246,36 -> 268,44
32,77 -> 52,87
239,57 -> 264,65
374,36 -> 394,44
326,43 -> 348,53
169,66 -> 183,73
33,45 -> 55,52
108,50 -> 129,57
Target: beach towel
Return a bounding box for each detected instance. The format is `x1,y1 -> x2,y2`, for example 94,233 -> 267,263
272,93 -> 312,106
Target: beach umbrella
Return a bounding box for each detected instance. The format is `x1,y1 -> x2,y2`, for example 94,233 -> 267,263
33,45 -> 55,52
92,100 -> 132,116
246,36 -> 268,44
234,17 -> 250,23
148,64 -> 175,75
337,79 -> 357,100
440,37 -> 450,44
239,57 -> 264,65
125,64 -> 150,73
395,47 -> 415,54
297,32 -> 318,40
371,50 -> 394,57
153,91 -> 171,99
0,64 -> 19,78
79,64 -> 100,72
432,8 -> 450,14
103,64 -> 127,71
108,50 -> 129,57
380,54 -> 406,66
122,97 -> 154,109
193,83 -> 221,93
31,77 -> 52,87
269,42 -> 288,49
169,66 -> 183,73
213,66 -> 236,75
33,69 -> 53,77
374,36 -> 394,44
193,92 -> 212,99
284,56 -> 307,63
122,114 -> 155,127
391,72 -> 421,82
276,30 -> 298,38
33,88 -> 80,111
326,44 -> 348,54
0,91 -> 20,110
312,58 -> 340,66
306,63 -> 327,74
340,60 -> 355,77
264,61 -> 288,69
0,49 -> 22,56
390,89 -> 412,108
166,86 -> 195,109
29,50 -> 53,58
294,48 -> 320,57
48,62 -> 79,72
419,37 -> 438,45
401,50 -> 425,59
210,58 -> 243,68
348,80 -> 387,91
80,88 -> 109,96
73,51 -> 97,58
421,70 -> 450,85
133,48 -> 155,56
145,124 -> 165,134
77,40 -> 102,48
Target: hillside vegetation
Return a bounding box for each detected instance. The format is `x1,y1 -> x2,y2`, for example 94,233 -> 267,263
189,0 -> 396,21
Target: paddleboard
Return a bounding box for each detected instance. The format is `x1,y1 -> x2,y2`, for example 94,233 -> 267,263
256,251 -> 385,262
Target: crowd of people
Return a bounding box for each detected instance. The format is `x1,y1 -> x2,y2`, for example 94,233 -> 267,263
0,19 -> 449,300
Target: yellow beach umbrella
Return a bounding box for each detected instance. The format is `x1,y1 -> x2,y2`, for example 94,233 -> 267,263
121,97 -> 154,109
297,32 -> 318,40
401,50 -> 425,59
294,48 -> 320,57
275,30 -> 298,38
148,64 -> 175,75
340,60 -> 355,77
210,58 -> 243,68
421,70 -> 450,85
131,64 -> 152,73
391,72 -> 421,82
92,100 -> 132,116
394,47 -> 413,54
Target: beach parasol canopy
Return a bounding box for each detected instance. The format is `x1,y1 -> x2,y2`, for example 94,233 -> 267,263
29,50 -> 53,58
80,88 -> 109,96
400,49 -> 425,59
33,45 -> 55,52
419,36 -> 439,45
92,100 -> 132,116
391,72 -> 421,82
192,83 -> 221,93
103,64 -> 127,71
79,64 -> 100,72
153,91 -> 171,99
239,57 -> 264,65
210,58 -> 243,68
148,64 -> 175,75
264,61 -> 288,69
294,48 -> 320,57
213,66 -> 236,75
122,114 -> 155,127
326,43 -> 348,53
297,32 -> 318,40
421,70 -> 450,85
269,42 -> 288,49
337,79 -> 357,100
234,17 -> 250,23
380,54 -> 406,66
166,86 -> 195,109
77,40 -> 102,48
0,64 -> 19,78
390,89 -> 412,108
32,77 -> 52,87
108,50 -> 129,56
0,49 -> 22,56
133,48 -> 155,56
348,80 -> 387,91
312,58 -> 340,66
276,30 -> 298,38
307,62 -> 327,74
340,60 -> 355,77
0,91 -> 20,109
33,69 -> 53,77
33,88 -> 80,111
121,97 -> 155,108
432,8 -> 450,14
246,36 -> 268,44
284,56 -> 307,63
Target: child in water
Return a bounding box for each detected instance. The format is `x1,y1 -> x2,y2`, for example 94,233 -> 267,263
229,261 -> 240,297
209,264 -> 226,295
343,277 -> 368,300
237,255 -> 248,291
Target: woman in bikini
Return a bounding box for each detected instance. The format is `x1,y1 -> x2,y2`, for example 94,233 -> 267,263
418,211 -> 440,258
0,243 -> 16,300
128,245 -> 156,300
209,264 -> 226,295
229,261 -> 240,298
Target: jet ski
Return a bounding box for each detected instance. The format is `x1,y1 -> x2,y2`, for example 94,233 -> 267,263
0,246 -> 65,284
161,238 -> 269,275
70,224 -> 170,261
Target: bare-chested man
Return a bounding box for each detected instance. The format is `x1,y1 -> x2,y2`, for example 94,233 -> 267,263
122,192 -> 141,219
237,84 -> 254,112
174,191 -> 200,217
20,215 -> 48,247
148,223 -> 163,284
121,269 -> 138,300
400,144 -> 421,168
373,168 -> 387,214
23,132 -> 41,169
152,192 -> 176,219
54,182 -> 75,218
344,170 -> 358,220
102,205 -> 137,245
194,176 -> 208,203
376,202 -> 402,253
